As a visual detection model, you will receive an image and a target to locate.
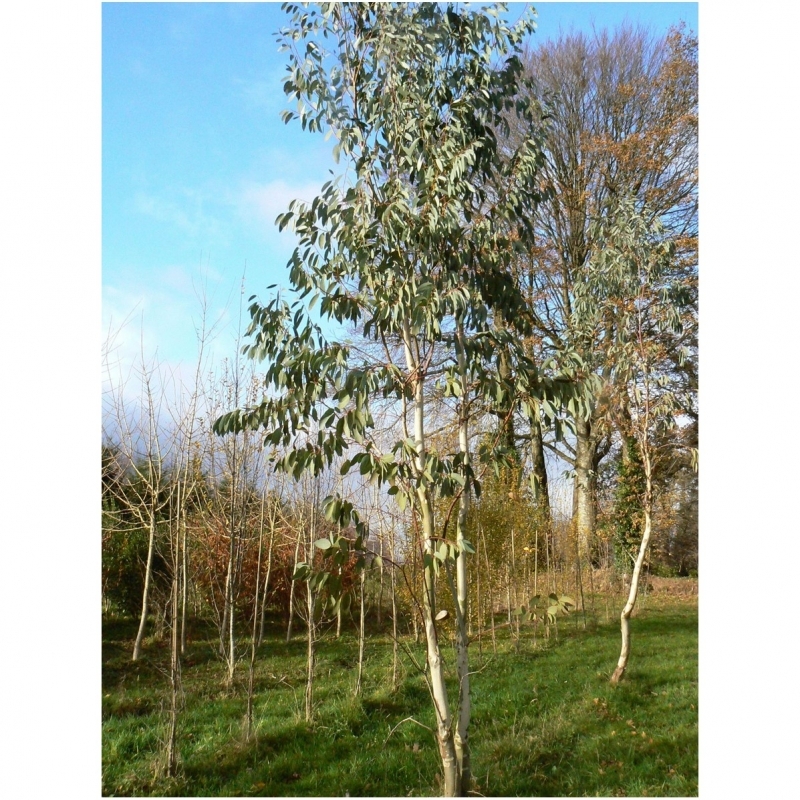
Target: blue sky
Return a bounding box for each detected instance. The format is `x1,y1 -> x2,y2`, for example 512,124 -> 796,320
103,2 -> 698,375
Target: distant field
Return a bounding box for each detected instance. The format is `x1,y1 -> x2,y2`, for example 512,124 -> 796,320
102,591 -> 698,797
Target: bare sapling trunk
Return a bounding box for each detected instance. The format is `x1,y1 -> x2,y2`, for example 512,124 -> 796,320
476,532 -> 483,660
247,492 -> 267,738
257,500 -> 277,647
377,538 -> 384,627
506,559 -> 512,628
355,566 -> 366,697
133,514 -> 157,661
304,495 -> 319,722
510,527 -> 520,649
167,542 -> 181,776
390,541 -> 399,690
287,525 -> 303,643
305,582 -> 316,722
224,547 -> 237,686
611,472 -> 653,684
180,520 -> 188,655
166,478 -> 184,777
480,525 -> 497,655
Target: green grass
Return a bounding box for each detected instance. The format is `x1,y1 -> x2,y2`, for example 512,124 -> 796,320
102,600 -> 697,797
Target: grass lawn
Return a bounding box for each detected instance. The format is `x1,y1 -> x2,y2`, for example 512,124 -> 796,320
102,595 -> 697,796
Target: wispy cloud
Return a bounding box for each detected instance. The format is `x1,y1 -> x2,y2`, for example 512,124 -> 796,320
235,63 -> 289,115
239,177 -> 325,233
133,188 -> 225,242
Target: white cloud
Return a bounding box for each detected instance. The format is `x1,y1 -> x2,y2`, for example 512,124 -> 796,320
133,188 -> 225,242
239,177 -> 325,233
235,62 -> 289,115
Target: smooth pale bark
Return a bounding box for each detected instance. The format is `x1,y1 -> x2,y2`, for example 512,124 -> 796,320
224,507 -> 238,686
529,416 -> 550,512
573,416 -> 598,565
421,544 -> 459,797
355,567 -> 366,697
390,536 -> 399,690
167,475 -> 187,775
304,493 -> 319,722
257,502 -> 277,648
180,518 -> 188,655
166,554 -> 180,776
132,514 -> 157,661
403,321 -> 458,797
286,526 -> 303,643
377,538 -> 384,627
511,531 -> 521,647
453,324 -> 471,794
305,578 -> 316,722
506,561 -> 512,627
611,473 -> 654,685
219,570 -> 230,657
223,560 -> 236,684
247,492 -> 266,738
411,543 -> 420,644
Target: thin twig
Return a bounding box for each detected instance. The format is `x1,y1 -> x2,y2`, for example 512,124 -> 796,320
384,716 -> 435,746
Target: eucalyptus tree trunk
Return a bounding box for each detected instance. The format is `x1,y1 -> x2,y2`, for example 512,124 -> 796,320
453,323 -> 472,794
132,513 -> 157,661
421,528 -> 459,797
529,416 -> 550,512
404,322 -> 459,797
411,542 -> 420,644
611,470 -> 654,684
573,416 -> 597,566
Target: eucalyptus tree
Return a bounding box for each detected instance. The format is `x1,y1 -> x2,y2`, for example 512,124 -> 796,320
574,195 -> 692,683
214,4 -> 593,794
507,25 -> 698,562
